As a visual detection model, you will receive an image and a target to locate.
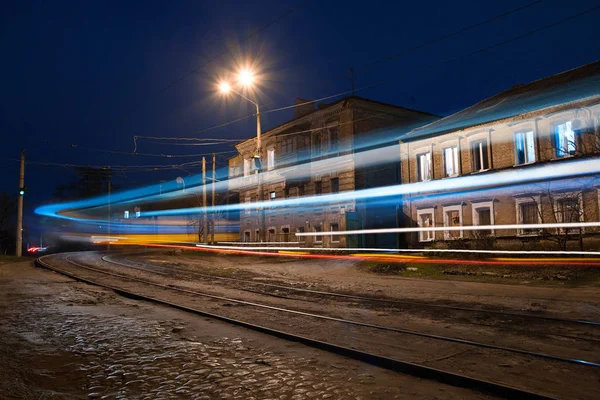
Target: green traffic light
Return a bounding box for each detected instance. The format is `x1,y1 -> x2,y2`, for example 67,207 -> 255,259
19,190 -> 25,196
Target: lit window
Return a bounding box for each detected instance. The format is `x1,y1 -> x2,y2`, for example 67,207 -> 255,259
124,211 -> 129,219
515,131 -> 535,164
416,152 -> 431,181
267,148 -> 275,170
244,196 -> 252,215
270,191 -> 276,200
554,121 -> 576,157
471,139 -> 489,172
443,147 -> 459,177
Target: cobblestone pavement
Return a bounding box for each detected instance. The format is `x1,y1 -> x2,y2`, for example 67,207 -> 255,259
0,262 -> 489,399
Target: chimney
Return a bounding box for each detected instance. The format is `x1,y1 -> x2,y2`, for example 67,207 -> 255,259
294,98 -> 315,119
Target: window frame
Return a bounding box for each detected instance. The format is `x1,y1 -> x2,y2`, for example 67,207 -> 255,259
416,207 -> 435,242
442,204 -> 463,240
514,130 -> 536,165
416,151 -> 432,182
443,146 -> 459,177
471,138 -> 490,172
330,222 -> 340,243
515,196 -> 541,236
471,200 -> 495,237
553,121 -> 577,158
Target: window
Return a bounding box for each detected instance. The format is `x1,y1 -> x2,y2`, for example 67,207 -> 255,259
268,228 -> 276,242
555,197 -> 581,233
123,211 -> 129,219
315,181 -> 322,195
518,201 -> 540,235
417,208 -> 435,242
278,137 -> 294,155
267,148 -> 275,170
471,139 -> 489,172
554,121 -> 576,157
282,227 -> 290,242
330,223 -> 340,243
297,226 -> 305,243
416,152 -> 432,182
443,206 -> 462,239
255,229 -> 260,242
243,231 -> 250,242
270,191 -> 276,200
515,131 -> 535,164
475,208 -> 492,236
328,127 -> 339,153
331,178 -> 339,193
244,196 -> 252,215
243,158 -> 252,176
313,133 -> 322,157
443,147 -> 459,177
314,225 -> 323,243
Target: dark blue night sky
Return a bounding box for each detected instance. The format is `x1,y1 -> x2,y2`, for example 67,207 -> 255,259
1,0 -> 599,211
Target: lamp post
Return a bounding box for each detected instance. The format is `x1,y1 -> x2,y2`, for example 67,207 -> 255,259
219,70 -> 265,242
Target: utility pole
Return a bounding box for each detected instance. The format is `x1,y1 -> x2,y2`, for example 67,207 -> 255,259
107,179 -> 111,251
211,153 -> 216,244
202,157 -> 208,244
16,149 -> 25,257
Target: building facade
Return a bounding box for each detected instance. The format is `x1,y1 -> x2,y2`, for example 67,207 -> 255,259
228,96 -> 438,247
399,61 -> 600,250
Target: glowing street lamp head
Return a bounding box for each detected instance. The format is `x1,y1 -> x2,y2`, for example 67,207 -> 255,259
219,81 -> 231,94
238,69 -> 254,87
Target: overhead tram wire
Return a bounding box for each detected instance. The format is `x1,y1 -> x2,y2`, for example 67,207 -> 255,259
355,0 -> 544,72
260,4 -> 600,115
113,0 -> 312,124
41,139 -> 237,159
152,4 -> 599,143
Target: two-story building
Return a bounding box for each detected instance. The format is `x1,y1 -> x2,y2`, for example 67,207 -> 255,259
228,96 -> 438,247
399,61 -> 600,250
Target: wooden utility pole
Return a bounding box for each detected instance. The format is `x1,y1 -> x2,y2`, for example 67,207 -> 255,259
107,179 -> 111,251
211,153 -> 216,244
202,157 -> 208,244
16,149 -> 25,257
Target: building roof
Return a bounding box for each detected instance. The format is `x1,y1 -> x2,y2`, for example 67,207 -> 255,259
229,95 -> 439,153
401,60 -> 600,141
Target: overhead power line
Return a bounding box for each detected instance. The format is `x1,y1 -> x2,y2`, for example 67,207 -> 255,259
114,0 -> 312,124
161,4 -> 598,143
356,0 -> 544,72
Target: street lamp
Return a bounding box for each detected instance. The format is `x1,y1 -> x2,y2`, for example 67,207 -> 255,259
219,68 -> 265,241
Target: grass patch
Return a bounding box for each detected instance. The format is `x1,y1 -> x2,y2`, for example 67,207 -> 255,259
359,261 -> 600,287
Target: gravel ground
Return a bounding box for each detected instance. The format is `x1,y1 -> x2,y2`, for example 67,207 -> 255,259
0,259 -> 492,400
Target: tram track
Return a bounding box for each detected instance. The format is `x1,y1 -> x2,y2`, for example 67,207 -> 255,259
36,252 -> 600,399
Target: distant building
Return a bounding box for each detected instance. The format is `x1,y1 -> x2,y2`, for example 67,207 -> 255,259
228,96 -> 438,247
399,61 -> 600,250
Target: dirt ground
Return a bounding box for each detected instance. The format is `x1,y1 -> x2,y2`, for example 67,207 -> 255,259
0,258 -> 492,400
153,250 -> 600,320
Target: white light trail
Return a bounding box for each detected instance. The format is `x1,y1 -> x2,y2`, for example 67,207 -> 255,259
294,222 -> 600,236
196,243 -> 600,256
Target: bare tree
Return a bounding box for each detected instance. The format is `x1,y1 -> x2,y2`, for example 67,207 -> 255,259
0,192 -> 17,254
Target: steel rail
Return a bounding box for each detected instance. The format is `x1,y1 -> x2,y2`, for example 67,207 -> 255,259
36,254 -> 558,400
104,254 -> 600,327
47,253 -> 600,368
